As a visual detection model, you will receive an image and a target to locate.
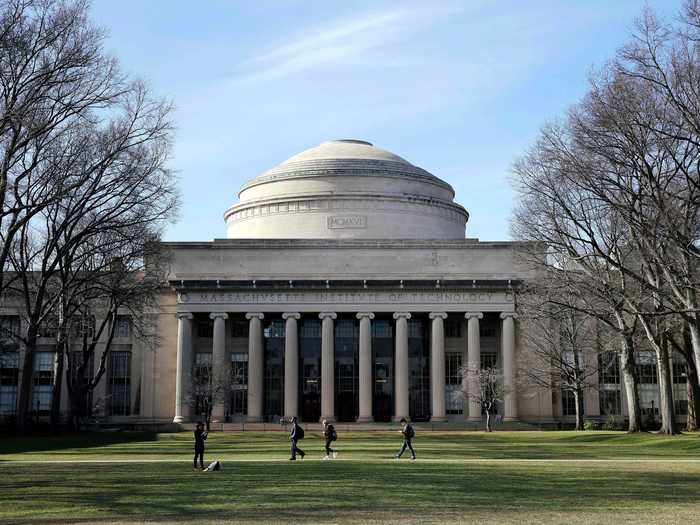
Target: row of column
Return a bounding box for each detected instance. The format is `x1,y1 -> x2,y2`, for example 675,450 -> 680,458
173,311 -> 518,423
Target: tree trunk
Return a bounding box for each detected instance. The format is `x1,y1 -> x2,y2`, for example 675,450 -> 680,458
573,389 -> 584,431
49,345 -> 65,434
656,338 -> 677,435
16,329 -> 38,435
685,356 -> 700,432
687,317 -> 700,384
485,409 -> 491,432
619,335 -> 642,432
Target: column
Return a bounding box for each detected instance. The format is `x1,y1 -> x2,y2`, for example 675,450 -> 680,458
210,312 -> 228,422
173,312 -> 193,423
319,312 -> 337,422
356,312 -> 374,423
465,312 -> 483,422
283,312 -> 300,420
501,312 -> 518,421
246,313 -> 264,423
430,312 -> 448,422
393,312 -> 411,421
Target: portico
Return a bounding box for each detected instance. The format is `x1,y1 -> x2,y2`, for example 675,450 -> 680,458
170,281 -> 519,424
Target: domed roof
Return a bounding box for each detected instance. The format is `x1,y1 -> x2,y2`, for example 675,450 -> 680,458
242,139 -> 450,194
225,139 -> 469,240
280,139 -> 411,165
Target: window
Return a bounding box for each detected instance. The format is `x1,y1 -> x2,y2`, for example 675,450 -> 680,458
446,353 -> 462,414
407,319 -> 424,339
71,315 -> 95,339
0,351 -> 19,415
673,360 -> 687,384
598,352 -> 620,384
33,352 -> 55,413
637,353 -> 657,384
115,316 -> 131,338
561,389 -> 577,416
480,327 -> 496,338
69,351 -> 94,416
108,351 -> 131,416
599,389 -> 621,415
0,316 -> 20,347
335,319 -> 358,338
38,316 -> 58,338
197,320 -> 213,338
445,318 -> 461,338
229,353 -> 248,418
231,320 -> 249,338
264,320 -> 285,338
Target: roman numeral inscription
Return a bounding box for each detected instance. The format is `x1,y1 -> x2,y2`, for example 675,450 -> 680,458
327,215 -> 367,229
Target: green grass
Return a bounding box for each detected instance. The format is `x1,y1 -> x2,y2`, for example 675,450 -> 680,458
2,431 -> 700,524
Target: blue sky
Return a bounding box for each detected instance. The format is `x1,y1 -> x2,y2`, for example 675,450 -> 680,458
90,0 -> 680,241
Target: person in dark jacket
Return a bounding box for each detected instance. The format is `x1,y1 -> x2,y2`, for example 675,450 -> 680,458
322,419 -> 337,460
395,418 -> 416,460
193,422 -> 208,469
289,416 -> 305,460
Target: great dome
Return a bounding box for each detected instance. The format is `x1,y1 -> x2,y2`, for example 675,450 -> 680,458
224,140 -> 469,239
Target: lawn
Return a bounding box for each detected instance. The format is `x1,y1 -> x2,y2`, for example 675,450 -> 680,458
1,431 -> 700,524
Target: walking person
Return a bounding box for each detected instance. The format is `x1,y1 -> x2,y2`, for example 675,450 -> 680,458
193,422 -> 208,470
395,418 -> 416,460
289,416 -> 306,460
322,419 -> 338,460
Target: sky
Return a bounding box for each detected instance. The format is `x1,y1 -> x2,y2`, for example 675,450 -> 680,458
90,0 -> 681,242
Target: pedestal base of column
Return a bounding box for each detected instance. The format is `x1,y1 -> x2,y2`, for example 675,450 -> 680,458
320,416 -> 336,423
172,416 -> 184,424
356,416 -> 374,423
430,416 -> 448,423
246,416 -> 263,423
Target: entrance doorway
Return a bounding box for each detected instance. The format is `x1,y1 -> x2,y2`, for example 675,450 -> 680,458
372,319 -> 393,422
299,318 -> 321,422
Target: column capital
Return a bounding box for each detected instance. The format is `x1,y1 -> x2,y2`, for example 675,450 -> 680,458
245,312 -> 265,320
429,312 -> 448,320
177,312 -> 194,320
319,312 -> 337,320
209,312 -> 229,320
393,312 -> 412,320
500,312 -> 518,320
464,312 -> 483,320
356,312 -> 375,320
282,312 -> 301,320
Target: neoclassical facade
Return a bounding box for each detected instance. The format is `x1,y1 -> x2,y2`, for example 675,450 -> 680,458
150,139 -> 549,427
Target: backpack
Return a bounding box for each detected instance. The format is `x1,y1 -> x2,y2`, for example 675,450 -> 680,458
204,460 -> 222,471
329,425 -> 337,442
407,425 -> 415,439
296,424 -> 305,440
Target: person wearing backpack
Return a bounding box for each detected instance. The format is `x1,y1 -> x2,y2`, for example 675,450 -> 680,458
395,418 -> 416,460
322,419 -> 338,460
289,416 -> 306,460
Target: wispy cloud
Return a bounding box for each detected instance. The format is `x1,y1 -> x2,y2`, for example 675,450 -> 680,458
232,5 -> 461,84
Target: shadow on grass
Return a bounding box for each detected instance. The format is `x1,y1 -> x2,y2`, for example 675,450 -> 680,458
2,461 -> 700,524
0,431 -> 158,456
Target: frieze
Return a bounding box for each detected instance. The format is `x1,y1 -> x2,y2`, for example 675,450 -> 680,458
177,290 -> 514,305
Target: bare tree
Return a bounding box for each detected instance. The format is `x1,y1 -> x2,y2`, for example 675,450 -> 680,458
460,366 -> 507,432
0,1 -> 178,434
519,299 -> 601,430
0,0 -> 125,294
186,366 -> 232,432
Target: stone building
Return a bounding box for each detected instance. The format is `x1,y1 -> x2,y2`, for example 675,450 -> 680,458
1,139 -> 685,428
